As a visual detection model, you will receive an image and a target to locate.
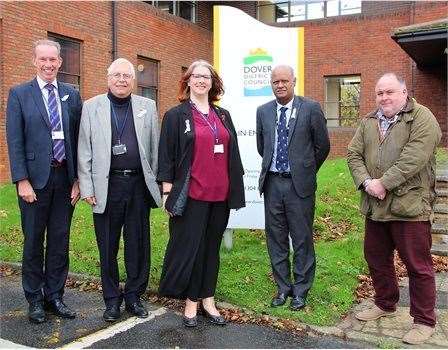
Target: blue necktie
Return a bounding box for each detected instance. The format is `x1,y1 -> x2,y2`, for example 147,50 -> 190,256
275,106 -> 289,172
45,84 -> 66,162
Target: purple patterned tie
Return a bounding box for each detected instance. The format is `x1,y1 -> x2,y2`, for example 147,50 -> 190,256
45,84 -> 65,162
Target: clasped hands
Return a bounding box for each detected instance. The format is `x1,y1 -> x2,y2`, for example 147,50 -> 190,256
365,178 -> 386,200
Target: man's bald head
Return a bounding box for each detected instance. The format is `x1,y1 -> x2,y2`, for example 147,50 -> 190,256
271,65 -> 296,105
375,73 -> 408,118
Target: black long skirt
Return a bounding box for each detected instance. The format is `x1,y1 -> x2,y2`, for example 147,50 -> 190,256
159,197 -> 230,301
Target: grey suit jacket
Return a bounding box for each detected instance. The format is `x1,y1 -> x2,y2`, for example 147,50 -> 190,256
77,93 -> 161,213
256,95 -> 330,197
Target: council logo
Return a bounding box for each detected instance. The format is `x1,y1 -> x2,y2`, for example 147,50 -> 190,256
243,48 -> 273,97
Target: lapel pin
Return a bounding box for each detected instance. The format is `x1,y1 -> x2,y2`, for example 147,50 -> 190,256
185,119 -> 191,133
61,94 -> 69,102
137,109 -> 147,118
290,107 -> 296,119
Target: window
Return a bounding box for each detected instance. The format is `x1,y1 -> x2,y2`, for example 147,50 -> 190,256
47,34 -> 81,90
137,57 -> 159,106
149,1 -> 196,22
258,0 -> 360,23
324,75 -> 360,127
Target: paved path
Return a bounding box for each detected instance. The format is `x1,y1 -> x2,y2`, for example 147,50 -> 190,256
0,274 -> 370,349
332,272 -> 448,348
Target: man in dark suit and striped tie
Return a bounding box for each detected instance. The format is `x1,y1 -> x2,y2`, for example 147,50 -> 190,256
256,65 -> 330,310
6,39 -> 82,323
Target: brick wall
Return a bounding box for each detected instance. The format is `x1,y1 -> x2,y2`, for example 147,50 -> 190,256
297,1 -> 447,157
197,1 -> 257,30
0,1 -> 446,182
0,1 -> 212,183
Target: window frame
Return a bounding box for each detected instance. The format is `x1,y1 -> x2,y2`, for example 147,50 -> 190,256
47,33 -> 82,92
257,0 -> 361,23
324,74 -> 361,128
150,1 -> 197,23
136,56 -> 160,107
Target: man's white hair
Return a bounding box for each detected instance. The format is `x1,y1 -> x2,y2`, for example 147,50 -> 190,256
107,58 -> 135,79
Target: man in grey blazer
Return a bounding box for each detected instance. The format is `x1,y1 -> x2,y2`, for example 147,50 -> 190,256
77,58 -> 161,322
256,65 -> 330,310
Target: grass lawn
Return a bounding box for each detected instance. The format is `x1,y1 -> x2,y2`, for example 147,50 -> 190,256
1,157 -> 367,326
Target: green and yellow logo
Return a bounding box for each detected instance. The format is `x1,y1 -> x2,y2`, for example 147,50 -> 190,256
243,48 -> 273,97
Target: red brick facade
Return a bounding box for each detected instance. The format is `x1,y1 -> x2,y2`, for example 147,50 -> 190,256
0,1 -> 212,183
0,1 -> 446,183
282,1 -> 447,156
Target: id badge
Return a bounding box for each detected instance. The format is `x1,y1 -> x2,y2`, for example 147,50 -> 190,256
112,144 -> 127,155
52,131 -> 64,140
214,144 -> 224,154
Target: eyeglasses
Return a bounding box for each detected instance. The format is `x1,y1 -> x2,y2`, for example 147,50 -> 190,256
191,74 -> 212,80
110,72 -> 133,80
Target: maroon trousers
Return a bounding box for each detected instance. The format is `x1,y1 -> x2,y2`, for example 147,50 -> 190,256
364,219 -> 436,327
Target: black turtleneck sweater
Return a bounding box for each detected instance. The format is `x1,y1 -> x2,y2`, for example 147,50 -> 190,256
108,91 -> 142,171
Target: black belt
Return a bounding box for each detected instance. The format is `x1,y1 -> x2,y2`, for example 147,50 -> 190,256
110,169 -> 142,176
268,171 -> 292,178
50,159 -> 66,168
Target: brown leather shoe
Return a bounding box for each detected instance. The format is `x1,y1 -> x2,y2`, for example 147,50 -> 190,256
402,324 -> 435,345
355,305 -> 396,321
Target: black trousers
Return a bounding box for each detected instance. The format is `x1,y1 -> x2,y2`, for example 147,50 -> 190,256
18,166 -> 73,304
159,198 -> 230,301
93,173 -> 151,307
264,174 -> 316,298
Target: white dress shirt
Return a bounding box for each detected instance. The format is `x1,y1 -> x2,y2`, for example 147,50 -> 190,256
269,97 -> 295,172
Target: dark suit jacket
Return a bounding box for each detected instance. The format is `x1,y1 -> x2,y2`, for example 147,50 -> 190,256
157,101 -> 245,216
6,78 -> 82,189
256,95 -> 330,197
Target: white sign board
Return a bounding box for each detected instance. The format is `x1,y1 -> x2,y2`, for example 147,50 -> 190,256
214,5 -> 304,229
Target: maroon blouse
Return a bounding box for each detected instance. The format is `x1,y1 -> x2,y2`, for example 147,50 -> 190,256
188,106 -> 230,202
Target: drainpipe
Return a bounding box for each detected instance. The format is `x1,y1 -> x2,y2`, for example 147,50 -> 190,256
409,2 -> 415,96
112,1 -> 117,60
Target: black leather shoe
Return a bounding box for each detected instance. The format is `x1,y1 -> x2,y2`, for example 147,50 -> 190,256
45,299 -> 76,319
201,307 -> 227,326
290,296 -> 306,310
271,293 -> 289,307
125,301 -> 148,318
103,304 -> 121,322
182,315 -> 198,327
29,302 -> 46,324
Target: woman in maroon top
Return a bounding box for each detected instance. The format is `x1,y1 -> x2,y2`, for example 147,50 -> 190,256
157,60 -> 245,327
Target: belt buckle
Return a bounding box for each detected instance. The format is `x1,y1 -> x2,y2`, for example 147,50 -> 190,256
123,170 -> 132,176
281,172 -> 290,178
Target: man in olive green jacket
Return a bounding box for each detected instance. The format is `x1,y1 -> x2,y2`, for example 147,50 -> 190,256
347,73 -> 441,345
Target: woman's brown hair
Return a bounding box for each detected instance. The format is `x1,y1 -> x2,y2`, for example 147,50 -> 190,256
177,60 -> 224,103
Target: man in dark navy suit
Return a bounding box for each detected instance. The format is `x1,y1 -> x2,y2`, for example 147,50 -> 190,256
6,39 -> 82,323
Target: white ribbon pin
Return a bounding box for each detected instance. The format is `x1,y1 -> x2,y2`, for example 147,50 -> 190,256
185,120 -> 191,133
137,109 -> 147,118
290,107 -> 297,119
61,94 -> 69,102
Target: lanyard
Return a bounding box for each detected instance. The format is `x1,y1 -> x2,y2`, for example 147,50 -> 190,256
191,102 -> 219,144
111,102 -> 130,144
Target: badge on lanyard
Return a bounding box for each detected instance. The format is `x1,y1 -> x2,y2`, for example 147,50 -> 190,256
111,103 -> 130,156
112,144 -> 127,155
52,130 -> 64,140
191,102 -> 225,155
214,144 -> 224,154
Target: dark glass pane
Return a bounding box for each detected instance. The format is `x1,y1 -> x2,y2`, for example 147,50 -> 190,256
57,73 -> 80,90
138,87 -> 157,105
137,58 -> 158,87
179,1 -> 194,21
157,1 -> 174,14
48,36 -> 80,75
275,2 -> 289,22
